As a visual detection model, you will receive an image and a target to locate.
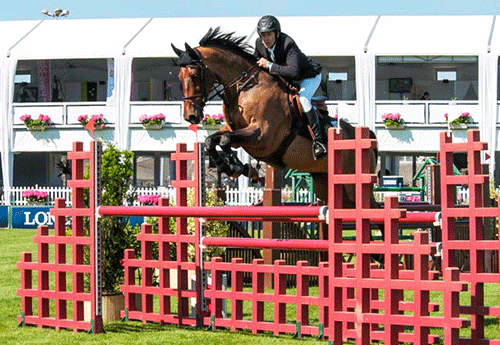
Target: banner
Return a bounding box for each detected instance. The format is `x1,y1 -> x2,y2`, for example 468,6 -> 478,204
38,60 -> 51,102
106,58 -> 115,105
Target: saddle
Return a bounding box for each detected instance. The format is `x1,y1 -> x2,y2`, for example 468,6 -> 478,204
288,93 -> 331,140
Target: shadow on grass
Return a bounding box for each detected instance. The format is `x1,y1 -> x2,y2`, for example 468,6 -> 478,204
104,321 -> 206,334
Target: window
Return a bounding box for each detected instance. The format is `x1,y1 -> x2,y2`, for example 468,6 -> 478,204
437,71 -> 457,82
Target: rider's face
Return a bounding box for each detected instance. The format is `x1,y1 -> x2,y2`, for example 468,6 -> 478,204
260,31 -> 277,49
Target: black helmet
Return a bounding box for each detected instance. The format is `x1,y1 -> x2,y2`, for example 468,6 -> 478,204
257,15 -> 281,36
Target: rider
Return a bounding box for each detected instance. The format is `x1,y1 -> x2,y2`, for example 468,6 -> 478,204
253,15 -> 326,160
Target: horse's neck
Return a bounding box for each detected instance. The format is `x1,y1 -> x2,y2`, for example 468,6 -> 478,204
199,48 -> 251,85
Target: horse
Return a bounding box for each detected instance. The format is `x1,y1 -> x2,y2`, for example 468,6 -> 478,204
171,27 -> 379,208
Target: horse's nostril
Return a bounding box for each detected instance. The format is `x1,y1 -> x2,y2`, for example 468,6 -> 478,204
188,115 -> 200,124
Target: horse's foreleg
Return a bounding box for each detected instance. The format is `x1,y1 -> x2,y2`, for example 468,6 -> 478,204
219,126 -> 261,180
205,130 -> 232,176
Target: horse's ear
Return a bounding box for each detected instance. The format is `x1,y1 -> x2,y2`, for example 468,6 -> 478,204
171,44 -> 184,57
185,43 -> 200,61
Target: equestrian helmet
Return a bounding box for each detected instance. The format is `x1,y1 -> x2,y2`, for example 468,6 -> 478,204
257,15 -> 281,36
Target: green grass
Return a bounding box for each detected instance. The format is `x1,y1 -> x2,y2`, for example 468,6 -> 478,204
2,228 -> 499,344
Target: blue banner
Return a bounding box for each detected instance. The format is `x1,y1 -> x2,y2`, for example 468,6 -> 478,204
12,206 -> 54,229
0,206 -> 8,228
9,206 -> 145,230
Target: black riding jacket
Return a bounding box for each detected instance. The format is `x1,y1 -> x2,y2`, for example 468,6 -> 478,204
254,32 -> 322,83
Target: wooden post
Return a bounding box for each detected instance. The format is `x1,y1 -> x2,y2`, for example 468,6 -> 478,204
262,165 -> 282,288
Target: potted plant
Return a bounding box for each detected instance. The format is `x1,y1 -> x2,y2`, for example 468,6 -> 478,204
78,114 -> 107,130
83,143 -> 139,322
139,113 -> 165,130
382,113 -> 405,129
202,113 -> 224,129
22,189 -> 48,205
445,111 -> 473,129
20,114 -> 52,131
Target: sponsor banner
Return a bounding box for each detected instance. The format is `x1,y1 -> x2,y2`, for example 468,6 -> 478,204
11,206 -> 145,229
0,206 -> 8,228
38,60 -> 51,102
12,206 -> 55,229
106,58 -> 115,105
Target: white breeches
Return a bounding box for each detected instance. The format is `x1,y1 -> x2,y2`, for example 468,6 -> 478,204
299,73 -> 321,112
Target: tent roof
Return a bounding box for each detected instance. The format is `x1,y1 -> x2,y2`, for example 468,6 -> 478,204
0,20 -> 39,56
125,17 -> 259,57
366,15 -> 495,56
8,18 -> 150,59
2,15 -> 500,59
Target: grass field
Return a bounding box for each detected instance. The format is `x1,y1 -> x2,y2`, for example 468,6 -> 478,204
1,227 -> 499,344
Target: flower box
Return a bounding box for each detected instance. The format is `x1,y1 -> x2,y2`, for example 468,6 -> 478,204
449,123 -> 468,130
142,121 -> 164,130
385,124 -> 405,130
202,124 -> 221,130
21,114 -> 52,132
139,114 -> 165,130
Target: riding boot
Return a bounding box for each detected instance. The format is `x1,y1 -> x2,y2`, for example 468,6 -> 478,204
305,109 -> 327,160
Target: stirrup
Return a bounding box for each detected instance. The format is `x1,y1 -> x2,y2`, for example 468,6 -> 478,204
312,141 -> 327,160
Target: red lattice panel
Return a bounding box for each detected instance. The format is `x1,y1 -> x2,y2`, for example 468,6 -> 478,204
439,130 -> 500,344
120,143 -> 203,326
326,127 -> 467,344
17,141 -> 103,333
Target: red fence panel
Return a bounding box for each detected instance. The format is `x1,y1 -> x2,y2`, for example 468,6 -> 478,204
17,141 -> 103,333
439,130 -> 500,344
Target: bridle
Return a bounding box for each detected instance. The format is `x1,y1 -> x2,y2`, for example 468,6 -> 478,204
181,51 -> 260,123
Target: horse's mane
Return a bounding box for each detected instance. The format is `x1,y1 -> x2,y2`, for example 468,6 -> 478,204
199,27 -> 257,64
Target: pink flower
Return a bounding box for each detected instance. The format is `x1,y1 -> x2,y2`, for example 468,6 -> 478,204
100,123 -> 105,129
461,112 -> 470,117
333,114 -> 338,119
78,115 -> 88,122
139,115 -> 148,122
216,113 -> 224,120
444,113 -> 448,118
20,114 -> 31,122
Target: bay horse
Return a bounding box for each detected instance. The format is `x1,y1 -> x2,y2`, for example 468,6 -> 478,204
171,27 -> 379,207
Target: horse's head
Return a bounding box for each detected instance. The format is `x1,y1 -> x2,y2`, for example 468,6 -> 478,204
172,43 -> 216,124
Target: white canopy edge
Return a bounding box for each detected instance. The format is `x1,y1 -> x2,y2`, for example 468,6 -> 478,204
3,15 -> 500,59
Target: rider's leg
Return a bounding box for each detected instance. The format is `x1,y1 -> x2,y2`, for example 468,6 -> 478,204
300,73 -> 326,160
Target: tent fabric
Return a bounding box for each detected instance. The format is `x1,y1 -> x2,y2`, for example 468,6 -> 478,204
478,54 -> 498,174
7,18 -> 151,59
366,15 -> 495,55
0,58 -> 17,205
0,16 -> 499,58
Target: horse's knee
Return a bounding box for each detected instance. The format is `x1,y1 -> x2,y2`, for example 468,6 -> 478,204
205,135 -> 217,149
220,134 -> 231,149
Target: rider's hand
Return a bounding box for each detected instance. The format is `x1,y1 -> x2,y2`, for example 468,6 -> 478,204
257,58 -> 271,69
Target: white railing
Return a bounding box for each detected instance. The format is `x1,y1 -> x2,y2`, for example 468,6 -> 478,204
1,185 -> 313,207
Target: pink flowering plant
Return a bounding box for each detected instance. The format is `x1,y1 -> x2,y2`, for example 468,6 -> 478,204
137,194 -> 162,206
20,114 -> 52,131
22,189 -> 49,203
444,112 -> 473,125
139,113 -> 166,128
78,114 -> 106,129
381,113 -> 404,128
202,113 -> 224,126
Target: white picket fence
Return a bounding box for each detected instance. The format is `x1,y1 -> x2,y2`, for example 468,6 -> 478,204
3,185 -> 72,206
0,185 -> 475,207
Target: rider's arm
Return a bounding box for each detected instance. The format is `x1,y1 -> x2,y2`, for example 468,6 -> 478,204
268,37 -> 300,79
